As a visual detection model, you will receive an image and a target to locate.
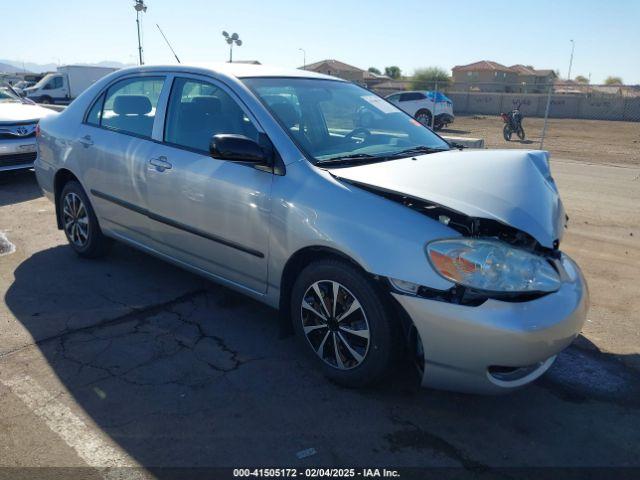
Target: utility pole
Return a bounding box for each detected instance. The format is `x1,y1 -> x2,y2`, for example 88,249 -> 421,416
567,39 -> 575,80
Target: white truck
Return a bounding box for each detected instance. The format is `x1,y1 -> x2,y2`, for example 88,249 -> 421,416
24,65 -> 118,105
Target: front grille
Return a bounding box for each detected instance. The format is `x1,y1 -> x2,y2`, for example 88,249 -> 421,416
0,123 -> 37,140
0,131 -> 35,140
0,152 -> 37,167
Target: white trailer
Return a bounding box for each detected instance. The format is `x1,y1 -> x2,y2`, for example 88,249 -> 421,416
25,65 -> 118,105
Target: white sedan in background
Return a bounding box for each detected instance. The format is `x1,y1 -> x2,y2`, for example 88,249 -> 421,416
386,90 -> 454,130
0,83 -> 56,172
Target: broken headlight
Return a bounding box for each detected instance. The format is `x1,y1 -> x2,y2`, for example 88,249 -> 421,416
427,238 -> 561,294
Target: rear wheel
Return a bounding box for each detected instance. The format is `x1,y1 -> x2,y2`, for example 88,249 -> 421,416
517,126 -> 526,140
503,124 -> 512,141
291,260 -> 397,387
60,181 -> 112,258
415,110 -> 433,128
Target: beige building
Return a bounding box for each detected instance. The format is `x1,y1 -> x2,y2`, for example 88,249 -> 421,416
301,59 -> 390,89
452,60 -> 556,92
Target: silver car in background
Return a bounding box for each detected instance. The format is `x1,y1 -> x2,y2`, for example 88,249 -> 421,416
34,64 -> 588,394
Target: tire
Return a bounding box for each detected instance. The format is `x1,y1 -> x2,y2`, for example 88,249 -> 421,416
415,110 -> 433,128
517,126 -> 526,140
60,180 -> 112,258
503,124 -> 512,141
39,96 -> 52,105
291,259 -> 397,387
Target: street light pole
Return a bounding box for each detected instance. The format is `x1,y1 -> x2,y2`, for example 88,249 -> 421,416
222,31 -> 242,63
133,1 -> 148,66
298,48 -> 306,69
567,39 -> 575,81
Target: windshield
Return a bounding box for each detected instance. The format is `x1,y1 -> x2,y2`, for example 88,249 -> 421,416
0,84 -> 21,103
242,78 -> 449,165
33,73 -> 56,89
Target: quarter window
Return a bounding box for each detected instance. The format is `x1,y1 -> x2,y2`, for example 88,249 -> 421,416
164,77 -> 259,152
86,93 -> 105,126
100,76 -> 165,138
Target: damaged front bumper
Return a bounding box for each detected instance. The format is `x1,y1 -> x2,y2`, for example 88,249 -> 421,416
392,253 -> 589,394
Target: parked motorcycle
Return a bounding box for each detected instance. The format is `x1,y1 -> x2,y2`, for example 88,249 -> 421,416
501,103 -> 525,141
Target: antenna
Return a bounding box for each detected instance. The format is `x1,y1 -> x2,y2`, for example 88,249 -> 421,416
156,24 -> 181,64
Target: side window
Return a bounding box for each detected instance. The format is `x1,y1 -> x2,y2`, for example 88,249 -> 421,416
387,94 -> 400,102
86,93 -> 105,126
164,77 -> 259,152
400,92 -> 421,102
52,76 -> 63,89
101,76 -> 165,138
415,93 -> 426,100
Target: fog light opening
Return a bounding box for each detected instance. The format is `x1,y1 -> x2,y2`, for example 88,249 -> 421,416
487,356 -> 557,387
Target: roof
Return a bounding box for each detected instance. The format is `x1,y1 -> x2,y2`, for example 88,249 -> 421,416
113,62 -> 341,81
452,60 -> 513,73
302,59 -> 365,73
510,65 -> 556,77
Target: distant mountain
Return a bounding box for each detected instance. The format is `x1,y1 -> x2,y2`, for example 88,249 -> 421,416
0,62 -> 32,73
0,60 -> 134,74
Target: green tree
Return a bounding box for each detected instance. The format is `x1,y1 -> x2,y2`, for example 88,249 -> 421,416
574,75 -> 589,84
384,66 -> 402,79
411,67 -> 451,90
604,76 -> 623,85
368,67 -> 381,75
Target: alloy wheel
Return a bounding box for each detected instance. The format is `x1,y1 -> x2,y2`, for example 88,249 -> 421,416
62,192 -> 89,247
300,280 -> 370,370
416,113 -> 431,127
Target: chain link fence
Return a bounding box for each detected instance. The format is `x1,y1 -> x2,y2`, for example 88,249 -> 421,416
375,81 -> 640,166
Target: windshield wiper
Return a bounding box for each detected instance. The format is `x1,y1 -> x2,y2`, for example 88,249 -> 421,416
315,153 -> 378,166
388,146 -> 449,158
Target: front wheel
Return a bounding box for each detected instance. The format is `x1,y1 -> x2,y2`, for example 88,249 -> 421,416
503,124 -> 512,141
291,260 -> 397,387
517,126 -> 526,140
60,181 -> 112,258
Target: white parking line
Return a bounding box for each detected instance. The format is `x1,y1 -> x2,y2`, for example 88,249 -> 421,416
1,374 -> 147,480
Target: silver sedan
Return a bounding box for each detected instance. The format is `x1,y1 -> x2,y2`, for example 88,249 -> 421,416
34,64 -> 588,394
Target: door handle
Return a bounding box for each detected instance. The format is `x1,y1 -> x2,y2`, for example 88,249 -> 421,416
79,134 -> 93,147
149,156 -> 172,172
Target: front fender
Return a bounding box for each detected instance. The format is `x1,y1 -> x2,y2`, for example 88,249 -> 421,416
268,160 -> 457,295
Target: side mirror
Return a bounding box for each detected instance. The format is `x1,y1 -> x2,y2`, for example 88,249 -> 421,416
209,134 -> 271,164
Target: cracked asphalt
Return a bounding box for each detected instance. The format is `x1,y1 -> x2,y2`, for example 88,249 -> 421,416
0,160 -> 639,477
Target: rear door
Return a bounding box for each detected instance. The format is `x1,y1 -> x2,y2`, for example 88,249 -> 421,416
77,74 -> 167,245
144,74 -> 273,294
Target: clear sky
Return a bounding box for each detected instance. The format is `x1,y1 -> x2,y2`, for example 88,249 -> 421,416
2,0 -> 639,84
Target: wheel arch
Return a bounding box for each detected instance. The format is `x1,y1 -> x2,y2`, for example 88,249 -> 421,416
53,168 -> 81,229
278,245 -> 408,337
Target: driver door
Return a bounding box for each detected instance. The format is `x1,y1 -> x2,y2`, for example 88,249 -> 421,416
145,75 -> 273,294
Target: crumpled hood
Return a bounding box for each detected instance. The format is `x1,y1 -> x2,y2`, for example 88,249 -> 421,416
0,102 -> 57,123
331,149 -> 565,249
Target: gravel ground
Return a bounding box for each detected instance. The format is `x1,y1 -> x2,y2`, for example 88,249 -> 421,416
443,116 -> 640,166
